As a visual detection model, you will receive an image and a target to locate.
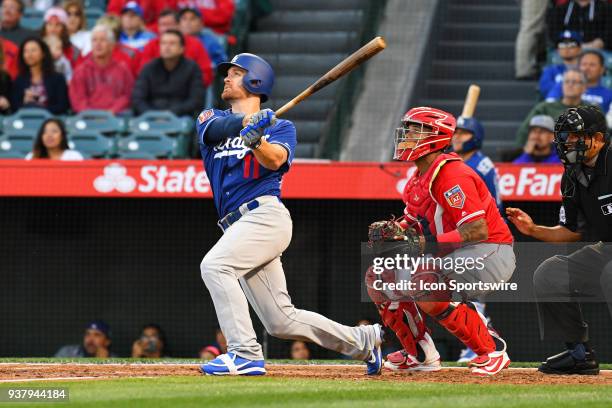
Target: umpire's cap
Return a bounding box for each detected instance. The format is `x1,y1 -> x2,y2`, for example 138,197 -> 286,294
217,53 -> 275,102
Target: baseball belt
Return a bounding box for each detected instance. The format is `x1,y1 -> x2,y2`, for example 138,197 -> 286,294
217,195 -> 281,232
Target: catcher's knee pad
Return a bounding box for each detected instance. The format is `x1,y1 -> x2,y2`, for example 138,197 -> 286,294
376,301 -> 427,356
435,302 -> 495,356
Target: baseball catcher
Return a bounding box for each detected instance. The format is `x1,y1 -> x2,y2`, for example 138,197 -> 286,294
367,107 -> 516,376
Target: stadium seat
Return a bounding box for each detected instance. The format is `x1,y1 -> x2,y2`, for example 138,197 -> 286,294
117,133 -> 179,159
20,16 -> 43,30
65,110 -> 124,136
2,108 -> 51,137
86,8 -> 104,29
68,131 -> 114,158
0,149 -> 26,158
128,111 -> 192,157
0,134 -> 35,156
128,111 -> 191,136
84,0 -> 107,11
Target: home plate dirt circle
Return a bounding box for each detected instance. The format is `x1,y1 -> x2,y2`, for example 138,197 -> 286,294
0,364 -> 610,385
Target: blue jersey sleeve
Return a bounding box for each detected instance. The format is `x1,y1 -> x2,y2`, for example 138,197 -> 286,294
196,109 -> 231,145
545,82 -> 562,102
267,120 -> 297,169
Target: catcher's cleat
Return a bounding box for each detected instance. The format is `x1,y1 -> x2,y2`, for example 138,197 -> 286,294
383,332 -> 441,372
538,344 -> 600,375
468,329 -> 510,376
365,324 -> 384,376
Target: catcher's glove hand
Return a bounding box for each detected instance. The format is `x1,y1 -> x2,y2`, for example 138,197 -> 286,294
368,219 -> 422,257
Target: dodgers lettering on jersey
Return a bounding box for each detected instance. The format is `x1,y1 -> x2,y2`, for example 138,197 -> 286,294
464,151 -> 504,215
197,108 -> 297,218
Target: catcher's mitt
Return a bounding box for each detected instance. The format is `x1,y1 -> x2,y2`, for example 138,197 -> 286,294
367,219 -> 422,258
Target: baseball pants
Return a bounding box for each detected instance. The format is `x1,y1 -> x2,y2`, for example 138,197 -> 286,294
200,196 -> 379,361
533,242 -> 612,343
441,243 -> 516,300
514,0 -> 548,78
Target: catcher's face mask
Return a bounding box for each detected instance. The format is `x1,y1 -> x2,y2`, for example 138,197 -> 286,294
393,122 -> 437,161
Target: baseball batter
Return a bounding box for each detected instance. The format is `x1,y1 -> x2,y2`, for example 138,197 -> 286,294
197,53 -> 383,376
367,107 -> 516,376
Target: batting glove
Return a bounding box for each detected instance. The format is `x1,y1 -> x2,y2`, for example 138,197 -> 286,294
240,124 -> 264,149
249,109 -> 277,130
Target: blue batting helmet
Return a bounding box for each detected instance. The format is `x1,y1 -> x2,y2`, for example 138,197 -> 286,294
454,116 -> 484,152
217,53 -> 275,102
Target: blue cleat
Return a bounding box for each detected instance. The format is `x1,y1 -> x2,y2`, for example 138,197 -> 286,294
458,347 -> 478,363
200,352 -> 266,376
365,324 -> 384,375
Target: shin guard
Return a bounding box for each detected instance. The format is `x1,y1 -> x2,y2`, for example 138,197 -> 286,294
435,302 -> 496,356
376,301 -> 428,356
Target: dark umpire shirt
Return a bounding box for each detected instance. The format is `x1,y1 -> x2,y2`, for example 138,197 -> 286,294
559,143 -> 612,242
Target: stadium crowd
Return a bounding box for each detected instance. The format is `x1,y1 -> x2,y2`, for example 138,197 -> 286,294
508,0 -> 612,162
0,0 -> 237,158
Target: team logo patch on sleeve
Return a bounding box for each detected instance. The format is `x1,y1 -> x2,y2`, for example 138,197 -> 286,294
444,185 -> 465,209
198,109 -> 214,124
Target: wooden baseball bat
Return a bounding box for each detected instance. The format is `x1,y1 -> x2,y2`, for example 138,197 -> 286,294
461,84 -> 481,118
275,36 -> 387,117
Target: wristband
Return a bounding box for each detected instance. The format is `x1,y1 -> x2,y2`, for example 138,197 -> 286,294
437,229 -> 462,243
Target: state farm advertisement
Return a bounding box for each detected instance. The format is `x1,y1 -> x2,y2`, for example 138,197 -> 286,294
0,160 -> 563,201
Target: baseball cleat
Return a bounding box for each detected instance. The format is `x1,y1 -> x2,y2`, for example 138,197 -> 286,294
383,350 -> 442,372
538,345 -> 600,375
384,332 -> 442,372
468,329 -> 510,376
457,347 -> 478,363
365,324 -> 384,375
200,352 -> 266,376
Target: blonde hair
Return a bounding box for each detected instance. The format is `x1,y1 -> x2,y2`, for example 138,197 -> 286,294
95,14 -> 121,41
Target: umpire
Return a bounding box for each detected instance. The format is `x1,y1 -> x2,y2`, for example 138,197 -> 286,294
507,105 -> 612,375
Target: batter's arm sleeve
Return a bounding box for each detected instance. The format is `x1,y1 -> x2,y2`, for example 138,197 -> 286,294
198,111 -> 244,145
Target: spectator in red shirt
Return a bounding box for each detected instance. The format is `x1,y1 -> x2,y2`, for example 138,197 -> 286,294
107,0 -> 178,32
69,25 -> 134,114
94,14 -> 143,78
1,37 -> 19,79
40,8 -> 81,67
175,0 -> 235,34
139,9 -> 212,86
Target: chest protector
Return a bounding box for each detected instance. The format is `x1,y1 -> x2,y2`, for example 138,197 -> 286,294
402,153 -> 462,231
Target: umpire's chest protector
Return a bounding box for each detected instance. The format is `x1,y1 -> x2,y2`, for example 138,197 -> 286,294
570,145 -> 612,241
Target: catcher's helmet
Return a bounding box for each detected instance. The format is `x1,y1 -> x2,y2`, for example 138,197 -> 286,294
394,107 -> 456,161
454,116 -> 484,152
554,105 -> 607,165
217,53 -> 275,102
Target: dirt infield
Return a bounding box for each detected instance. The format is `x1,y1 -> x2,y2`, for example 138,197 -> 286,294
0,364 -> 610,385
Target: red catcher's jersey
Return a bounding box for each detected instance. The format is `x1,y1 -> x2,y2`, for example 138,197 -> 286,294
402,153 -> 513,244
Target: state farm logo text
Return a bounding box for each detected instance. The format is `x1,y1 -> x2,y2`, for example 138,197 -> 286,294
94,163 -> 210,194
